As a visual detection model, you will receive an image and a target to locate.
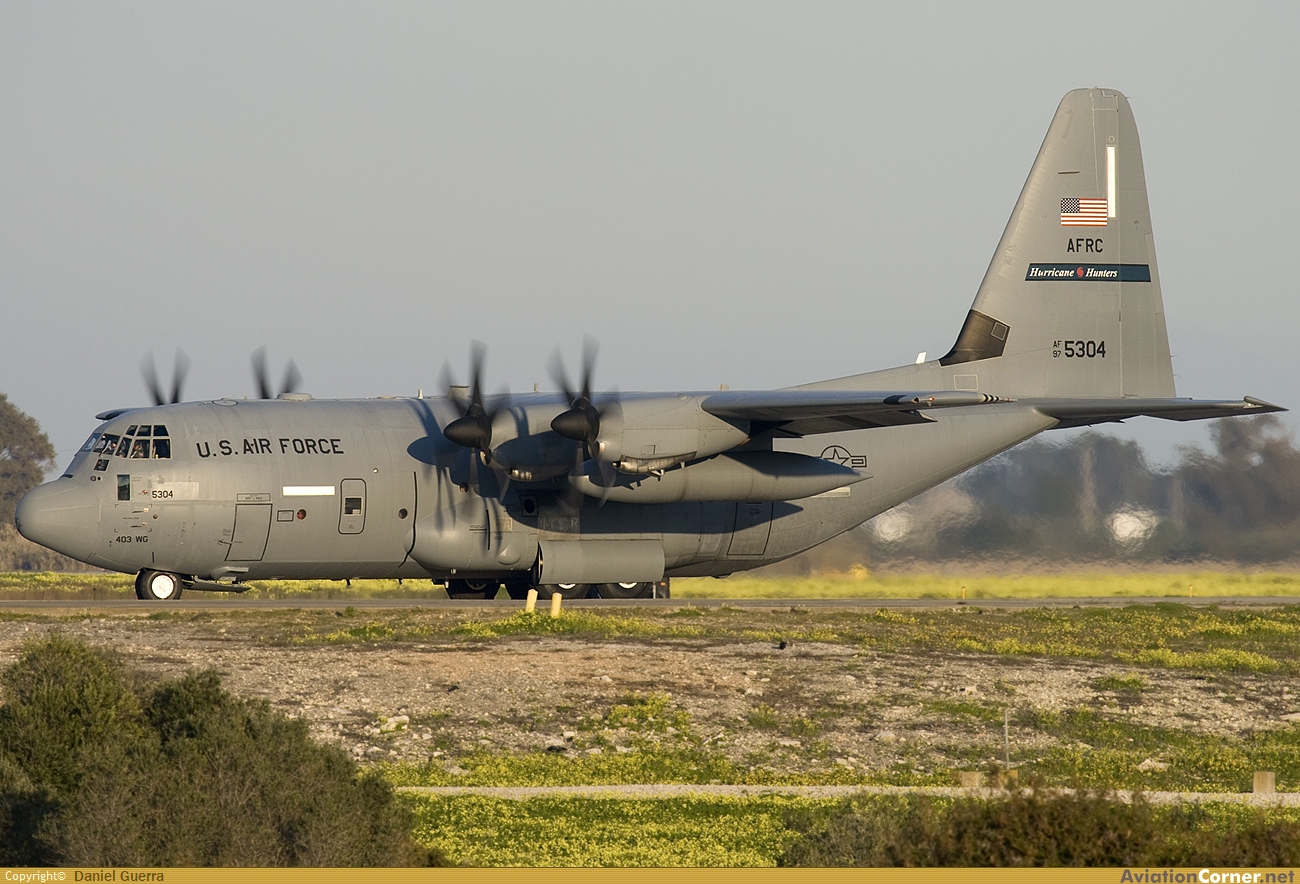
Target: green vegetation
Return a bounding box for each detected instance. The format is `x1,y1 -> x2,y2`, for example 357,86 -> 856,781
406,793 -> 815,867
1091,672 -> 1149,692
0,634 -> 442,866
780,791 -> 1300,867
279,603 -> 1300,676
6,570 -> 1300,600
682,570 -> 1300,599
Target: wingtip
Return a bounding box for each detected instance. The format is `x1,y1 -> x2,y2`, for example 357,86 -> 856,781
1244,396 -> 1287,413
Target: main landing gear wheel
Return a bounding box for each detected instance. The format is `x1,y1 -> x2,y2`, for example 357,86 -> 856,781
445,578 -> 500,600
135,570 -> 183,601
596,581 -> 655,599
541,583 -> 592,600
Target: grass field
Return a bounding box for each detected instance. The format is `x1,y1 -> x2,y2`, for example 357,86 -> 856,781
403,793 -> 818,867
396,791 -> 1300,867
4,569 -> 1300,599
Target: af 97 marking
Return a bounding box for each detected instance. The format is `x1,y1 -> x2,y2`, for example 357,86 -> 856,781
1052,340 -> 1106,358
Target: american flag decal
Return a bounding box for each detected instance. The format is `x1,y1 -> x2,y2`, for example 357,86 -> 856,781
1061,197 -> 1108,227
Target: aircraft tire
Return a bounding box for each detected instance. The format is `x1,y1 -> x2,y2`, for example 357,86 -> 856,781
135,570 -> 183,601
445,579 -> 499,600
543,583 -> 591,600
596,581 -> 654,599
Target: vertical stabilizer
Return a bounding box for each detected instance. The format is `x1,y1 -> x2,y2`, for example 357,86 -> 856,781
816,89 -> 1176,400
940,88 -> 1175,398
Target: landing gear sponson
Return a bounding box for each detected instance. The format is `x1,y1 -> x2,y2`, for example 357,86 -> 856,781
443,578 -> 669,600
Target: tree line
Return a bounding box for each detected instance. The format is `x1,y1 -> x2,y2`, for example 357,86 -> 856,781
858,415 -> 1300,564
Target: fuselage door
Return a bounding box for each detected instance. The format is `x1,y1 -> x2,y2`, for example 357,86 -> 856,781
226,502 -> 272,561
728,501 -> 773,557
339,479 -> 366,535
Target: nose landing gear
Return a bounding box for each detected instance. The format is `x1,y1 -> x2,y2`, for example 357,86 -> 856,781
135,569 -> 184,601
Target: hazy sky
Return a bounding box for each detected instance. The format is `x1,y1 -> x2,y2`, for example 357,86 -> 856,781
2,3 -> 1297,469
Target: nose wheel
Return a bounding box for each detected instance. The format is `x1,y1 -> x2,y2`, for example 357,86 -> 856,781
135,570 -> 184,601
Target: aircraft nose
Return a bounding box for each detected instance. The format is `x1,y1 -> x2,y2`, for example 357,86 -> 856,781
14,479 -> 101,561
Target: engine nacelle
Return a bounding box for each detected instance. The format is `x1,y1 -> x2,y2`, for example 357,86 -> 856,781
595,395 -> 751,474
569,450 -> 870,503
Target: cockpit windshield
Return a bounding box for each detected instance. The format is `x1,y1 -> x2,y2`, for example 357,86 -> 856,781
85,425 -> 172,469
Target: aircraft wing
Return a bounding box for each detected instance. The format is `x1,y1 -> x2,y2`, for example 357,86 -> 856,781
701,390 -> 1008,435
1026,396 -> 1286,429
701,391 -> 1284,436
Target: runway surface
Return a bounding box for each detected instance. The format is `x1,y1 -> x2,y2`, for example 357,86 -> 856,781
2,596 -> 1298,611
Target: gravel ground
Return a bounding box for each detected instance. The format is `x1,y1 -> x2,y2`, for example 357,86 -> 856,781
2,611 -> 1298,780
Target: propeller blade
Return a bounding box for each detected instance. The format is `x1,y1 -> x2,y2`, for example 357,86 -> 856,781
547,349 -> 577,403
469,340 -> 486,410
141,353 -> 166,406
141,350 -> 190,406
280,360 -> 302,397
168,350 -> 190,404
252,347 -> 273,399
596,455 -> 617,507
580,334 -> 598,401
252,347 -> 303,398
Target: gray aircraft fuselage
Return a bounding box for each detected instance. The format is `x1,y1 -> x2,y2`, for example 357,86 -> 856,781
40,394 -> 1052,584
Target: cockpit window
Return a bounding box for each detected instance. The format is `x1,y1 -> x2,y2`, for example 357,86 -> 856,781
80,433 -> 101,453
98,426 -> 171,460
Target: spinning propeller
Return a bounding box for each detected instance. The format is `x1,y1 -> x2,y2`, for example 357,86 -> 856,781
141,350 -> 191,405
549,336 -> 620,502
252,346 -> 303,399
439,341 -> 512,546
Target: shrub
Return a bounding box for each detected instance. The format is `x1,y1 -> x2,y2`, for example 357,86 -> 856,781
0,634 -> 444,867
780,789 -> 1300,867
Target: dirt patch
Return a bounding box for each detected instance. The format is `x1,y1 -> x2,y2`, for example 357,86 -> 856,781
0,611 -> 1295,779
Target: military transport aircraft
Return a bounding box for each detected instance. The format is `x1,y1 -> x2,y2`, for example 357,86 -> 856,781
15,88 -> 1283,600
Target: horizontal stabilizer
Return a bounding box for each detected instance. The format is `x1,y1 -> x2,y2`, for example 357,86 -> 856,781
702,389 -> 1007,435
1029,397 -> 1285,429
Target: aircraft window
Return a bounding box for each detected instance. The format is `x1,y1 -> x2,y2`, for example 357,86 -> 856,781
126,425 -> 138,436
93,434 -> 119,454
80,433 -> 101,453
137,425 -> 152,437
130,439 -> 150,459
344,497 -> 363,515
114,437 -> 132,457
152,438 -> 171,459
117,475 -> 131,501
153,425 -> 168,436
